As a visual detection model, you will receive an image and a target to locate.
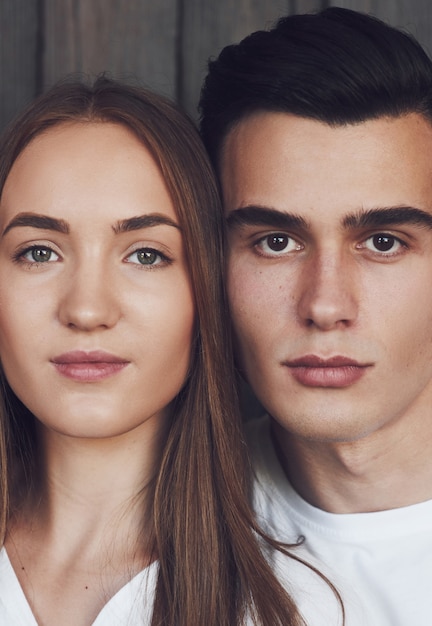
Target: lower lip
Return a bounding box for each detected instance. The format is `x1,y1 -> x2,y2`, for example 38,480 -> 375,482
53,362 -> 128,382
288,365 -> 367,388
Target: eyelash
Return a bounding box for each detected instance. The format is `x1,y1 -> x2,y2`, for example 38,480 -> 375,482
357,232 -> 409,257
12,244 -> 173,269
253,232 -> 303,258
250,231 -> 409,260
124,247 -> 172,268
12,244 -> 61,267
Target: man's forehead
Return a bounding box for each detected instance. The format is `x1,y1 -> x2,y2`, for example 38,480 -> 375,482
220,111 -> 432,222
220,110 -> 432,165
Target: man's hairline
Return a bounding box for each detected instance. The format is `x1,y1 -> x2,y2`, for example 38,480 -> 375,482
215,108 -> 432,174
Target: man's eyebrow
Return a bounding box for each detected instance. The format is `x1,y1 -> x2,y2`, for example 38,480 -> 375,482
2,213 -> 69,236
112,214 -> 180,234
226,206 -> 308,230
343,207 -> 432,230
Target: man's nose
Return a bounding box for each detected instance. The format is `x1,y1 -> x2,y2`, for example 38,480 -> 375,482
296,251 -> 358,330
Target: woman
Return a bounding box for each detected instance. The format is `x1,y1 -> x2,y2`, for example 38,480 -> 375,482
0,76 -> 306,625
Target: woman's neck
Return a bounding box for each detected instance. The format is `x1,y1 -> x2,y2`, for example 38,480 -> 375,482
4,418 -> 167,626
9,414 -> 168,566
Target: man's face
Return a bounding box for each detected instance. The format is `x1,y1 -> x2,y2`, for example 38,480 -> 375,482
222,111 -> 432,442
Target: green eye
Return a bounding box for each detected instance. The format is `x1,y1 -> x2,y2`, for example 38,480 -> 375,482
30,247 -> 53,262
126,247 -> 170,267
18,246 -> 59,264
135,249 -> 159,265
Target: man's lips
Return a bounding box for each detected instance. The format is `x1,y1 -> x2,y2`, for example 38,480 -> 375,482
283,355 -> 371,388
51,351 -> 129,382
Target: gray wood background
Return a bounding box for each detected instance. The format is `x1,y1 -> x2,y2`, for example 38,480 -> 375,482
1,0 -> 430,421
1,0 -> 432,132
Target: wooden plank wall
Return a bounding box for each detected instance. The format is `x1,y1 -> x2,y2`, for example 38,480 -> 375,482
1,0 -> 432,132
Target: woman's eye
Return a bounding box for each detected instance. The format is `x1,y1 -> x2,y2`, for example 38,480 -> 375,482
255,233 -> 302,256
20,246 -> 59,263
126,248 -> 168,267
364,234 -> 403,254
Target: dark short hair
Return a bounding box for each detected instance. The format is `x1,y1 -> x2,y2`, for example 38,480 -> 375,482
199,7 -> 432,168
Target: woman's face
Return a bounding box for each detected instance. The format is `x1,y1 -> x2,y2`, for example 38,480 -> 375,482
0,122 -> 195,440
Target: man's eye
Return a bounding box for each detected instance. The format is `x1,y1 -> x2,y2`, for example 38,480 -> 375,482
255,233 -> 302,256
364,234 -> 403,254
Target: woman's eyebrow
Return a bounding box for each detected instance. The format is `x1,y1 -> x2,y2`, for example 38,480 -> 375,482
342,206 -> 432,230
2,212 -> 69,236
226,205 -> 308,230
112,214 -> 181,233
1,212 -> 181,237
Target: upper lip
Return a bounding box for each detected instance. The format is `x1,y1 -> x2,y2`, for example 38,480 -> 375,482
285,355 -> 368,368
51,350 -> 129,364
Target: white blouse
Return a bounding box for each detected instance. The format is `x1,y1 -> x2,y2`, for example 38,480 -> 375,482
0,548 -> 158,625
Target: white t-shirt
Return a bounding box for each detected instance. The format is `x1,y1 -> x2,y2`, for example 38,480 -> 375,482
248,415 -> 432,626
0,548 -> 157,625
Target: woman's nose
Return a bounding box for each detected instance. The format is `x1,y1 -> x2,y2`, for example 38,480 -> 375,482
57,263 -> 121,331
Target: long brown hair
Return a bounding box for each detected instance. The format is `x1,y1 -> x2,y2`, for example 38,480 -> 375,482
0,76 -> 312,625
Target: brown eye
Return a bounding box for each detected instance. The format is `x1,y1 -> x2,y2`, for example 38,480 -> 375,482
255,232 -> 302,257
372,235 -> 396,252
362,233 -> 404,255
266,235 -> 290,251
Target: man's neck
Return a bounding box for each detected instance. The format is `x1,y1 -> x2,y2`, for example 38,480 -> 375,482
271,413 -> 432,514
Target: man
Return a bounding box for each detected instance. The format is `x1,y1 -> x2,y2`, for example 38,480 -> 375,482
200,8 -> 432,625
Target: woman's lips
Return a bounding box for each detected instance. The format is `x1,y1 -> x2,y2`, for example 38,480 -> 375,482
51,351 -> 129,382
284,355 -> 371,388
